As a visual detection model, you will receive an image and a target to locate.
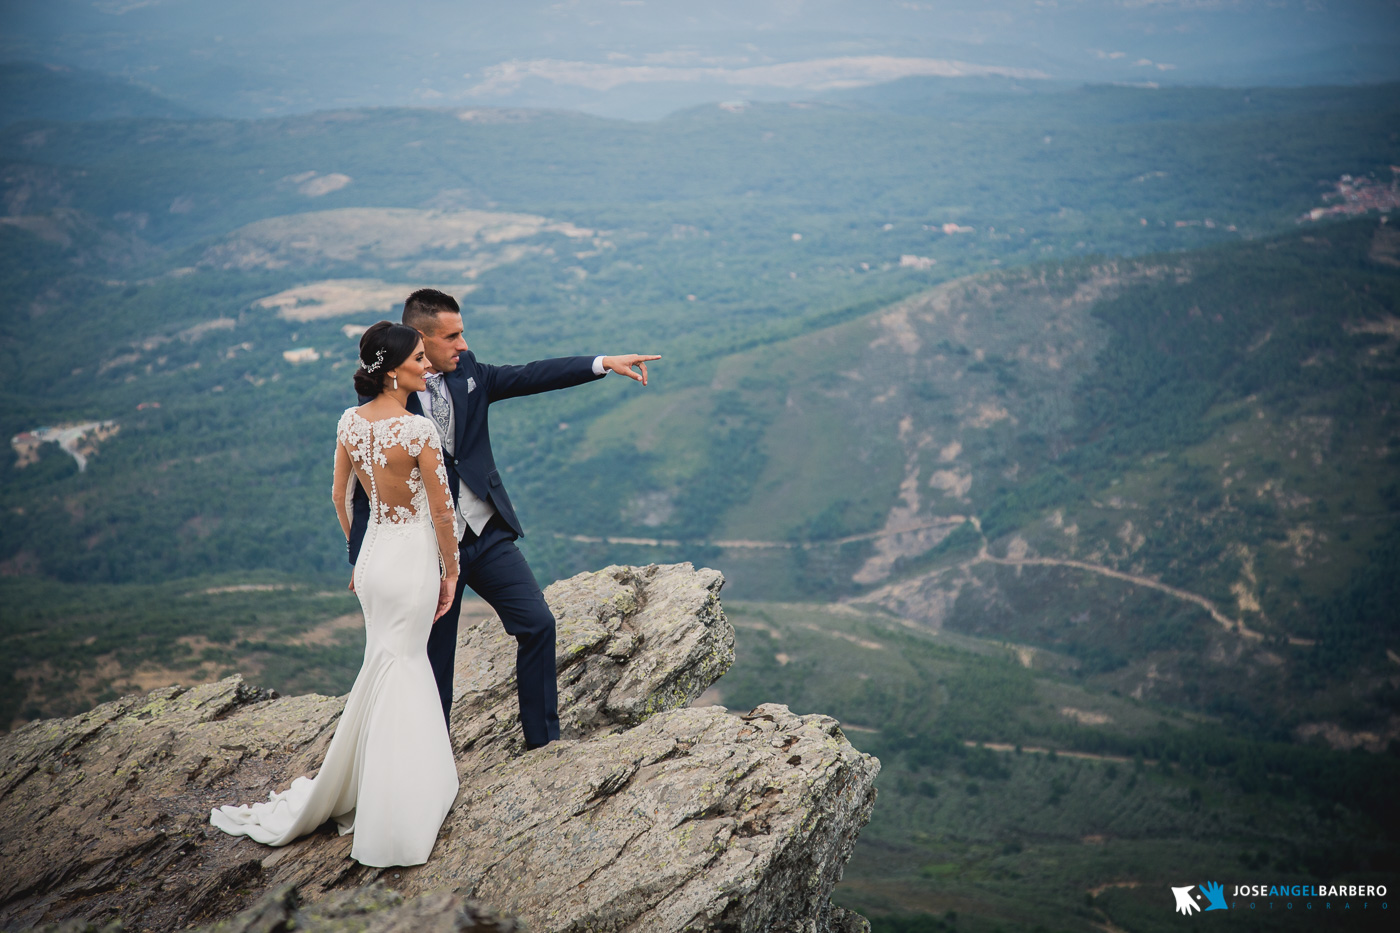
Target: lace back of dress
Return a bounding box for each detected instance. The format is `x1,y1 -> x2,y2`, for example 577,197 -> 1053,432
339,412 -> 435,528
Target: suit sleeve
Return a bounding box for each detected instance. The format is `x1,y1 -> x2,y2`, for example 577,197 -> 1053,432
348,467 -> 370,564
480,355 -> 604,402
346,394 -> 372,565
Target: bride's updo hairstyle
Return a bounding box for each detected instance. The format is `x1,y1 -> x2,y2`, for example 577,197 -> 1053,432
353,321 -> 421,397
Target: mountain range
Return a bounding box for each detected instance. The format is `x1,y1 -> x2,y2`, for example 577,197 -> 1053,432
1,65 -> 1398,931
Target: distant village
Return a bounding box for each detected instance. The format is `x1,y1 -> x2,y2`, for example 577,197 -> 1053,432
1302,168 -> 1400,222
11,422 -> 119,473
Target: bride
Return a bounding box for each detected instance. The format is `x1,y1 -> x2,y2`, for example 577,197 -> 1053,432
210,321 -> 461,867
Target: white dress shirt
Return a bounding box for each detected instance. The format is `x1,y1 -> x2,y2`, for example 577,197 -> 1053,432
418,356 -> 607,539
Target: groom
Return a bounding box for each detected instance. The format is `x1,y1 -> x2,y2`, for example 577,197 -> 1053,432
349,288 -> 659,749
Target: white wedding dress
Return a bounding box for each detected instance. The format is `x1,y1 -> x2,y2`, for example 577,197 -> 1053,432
210,410 -> 461,867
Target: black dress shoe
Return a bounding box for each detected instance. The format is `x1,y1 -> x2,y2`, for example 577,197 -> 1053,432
525,741 -> 548,751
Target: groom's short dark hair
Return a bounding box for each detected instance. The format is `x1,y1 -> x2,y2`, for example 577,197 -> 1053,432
402,289 -> 460,333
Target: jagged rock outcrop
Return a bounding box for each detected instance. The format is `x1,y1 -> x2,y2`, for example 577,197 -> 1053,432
0,563 -> 880,933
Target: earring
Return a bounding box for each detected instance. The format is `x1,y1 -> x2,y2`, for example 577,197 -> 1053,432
392,374 -> 398,390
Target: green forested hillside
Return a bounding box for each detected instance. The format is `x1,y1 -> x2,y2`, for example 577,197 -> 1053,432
1,85 -> 1398,726
2,84 -> 1396,590
716,602 -> 1399,932
544,219 -> 1396,750
2,77 -> 1398,933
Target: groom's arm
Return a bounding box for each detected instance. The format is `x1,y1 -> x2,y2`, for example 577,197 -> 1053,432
346,392 -> 373,571
480,355 -> 601,402
481,353 -> 660,401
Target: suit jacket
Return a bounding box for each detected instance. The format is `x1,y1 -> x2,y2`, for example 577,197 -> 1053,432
347,351 -> 602,565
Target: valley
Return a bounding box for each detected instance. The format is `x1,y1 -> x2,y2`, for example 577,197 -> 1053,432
1,71 -> 1398,931
716,601 -> 1399,932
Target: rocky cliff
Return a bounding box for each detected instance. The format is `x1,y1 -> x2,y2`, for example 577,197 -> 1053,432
0,564 -> 880,932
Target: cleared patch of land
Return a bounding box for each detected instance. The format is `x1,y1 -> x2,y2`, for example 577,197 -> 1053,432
202,207 -> 598,280
255,278 -> 477,321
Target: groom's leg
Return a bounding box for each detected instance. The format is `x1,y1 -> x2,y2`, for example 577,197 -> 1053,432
464,526 -> 558,748
425,540 -> 472,727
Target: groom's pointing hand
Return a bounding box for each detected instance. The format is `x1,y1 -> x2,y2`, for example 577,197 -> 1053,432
602,354 -> 661,386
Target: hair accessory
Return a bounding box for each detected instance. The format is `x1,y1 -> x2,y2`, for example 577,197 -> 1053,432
363,348 -> 386,373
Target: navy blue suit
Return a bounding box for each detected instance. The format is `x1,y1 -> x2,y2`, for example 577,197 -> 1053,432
349,351 -> 603,745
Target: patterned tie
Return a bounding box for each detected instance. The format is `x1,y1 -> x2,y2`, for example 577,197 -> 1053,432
425,374 -> 452,448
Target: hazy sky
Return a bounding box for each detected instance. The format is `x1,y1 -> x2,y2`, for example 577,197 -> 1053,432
2,0 -> 1398,117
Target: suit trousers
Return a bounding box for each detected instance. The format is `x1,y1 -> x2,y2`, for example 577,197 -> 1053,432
425,515 -> 560,747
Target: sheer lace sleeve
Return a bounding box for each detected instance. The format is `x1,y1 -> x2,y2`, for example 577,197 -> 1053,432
331,411 -> 356,541
414,420 -> 461,578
